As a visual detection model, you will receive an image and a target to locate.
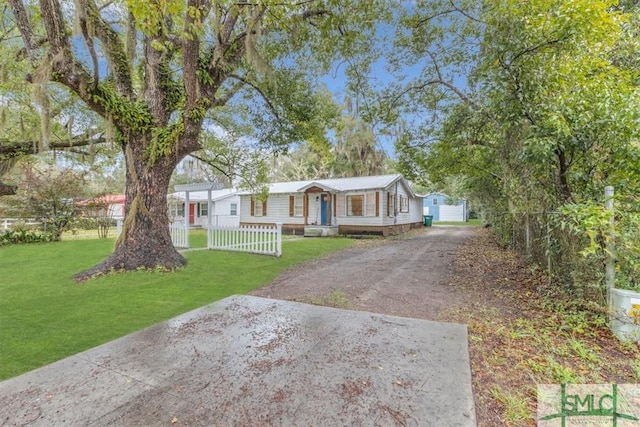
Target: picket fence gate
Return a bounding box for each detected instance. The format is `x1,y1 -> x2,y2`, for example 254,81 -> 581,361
170,222 -> 189,248
208,223 -> 282,257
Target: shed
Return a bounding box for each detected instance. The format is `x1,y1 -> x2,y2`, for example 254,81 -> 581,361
423,193 -> 468,222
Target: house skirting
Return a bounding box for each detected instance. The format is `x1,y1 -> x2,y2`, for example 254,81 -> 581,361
240,223 -> 305,235
240,222 -> 423,237
338,222 -> 423,237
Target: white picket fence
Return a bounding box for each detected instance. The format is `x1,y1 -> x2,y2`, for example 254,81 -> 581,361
1,218 -> 40,230
115,219 -> 189,248
114,220 -> 281,255
208,223 -> 282,257
170,222 -> 189,248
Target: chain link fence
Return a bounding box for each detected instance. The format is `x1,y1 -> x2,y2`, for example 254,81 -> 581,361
483,189 -> 640,308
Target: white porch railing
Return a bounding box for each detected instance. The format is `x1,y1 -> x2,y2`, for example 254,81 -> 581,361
115,219 -> 189,249
208,222 -> 282,257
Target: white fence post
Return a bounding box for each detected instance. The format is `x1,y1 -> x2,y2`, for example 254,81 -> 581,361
275,222 -> 282,257
605,186 -> 615,304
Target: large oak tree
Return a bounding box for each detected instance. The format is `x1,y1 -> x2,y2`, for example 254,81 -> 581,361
6,0 -> 380,279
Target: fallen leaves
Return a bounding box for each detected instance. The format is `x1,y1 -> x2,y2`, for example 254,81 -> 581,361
439,228 -> 640,426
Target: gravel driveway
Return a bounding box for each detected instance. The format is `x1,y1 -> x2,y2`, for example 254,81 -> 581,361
251,226 -> 476,320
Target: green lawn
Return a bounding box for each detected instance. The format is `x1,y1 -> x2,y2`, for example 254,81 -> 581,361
433,219 -> 482,226
0,235 -> 353,381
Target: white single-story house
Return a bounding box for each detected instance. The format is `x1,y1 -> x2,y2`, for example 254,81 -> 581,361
169,184 -> 240,228
239,174 -> 424,236
423,192 -> 468,222
78,194 -> 126,220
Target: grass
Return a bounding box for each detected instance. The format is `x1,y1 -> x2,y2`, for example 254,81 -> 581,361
308,290 -> 351,309
489,387 -> 530,426
433,218 -> 482,226
0,234 -> 353,381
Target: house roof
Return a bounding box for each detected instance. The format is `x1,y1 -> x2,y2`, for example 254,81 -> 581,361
424,192 -> 468,200
239,174 -> 417,197
78,194 -> 126,206
168,188 -> 238,202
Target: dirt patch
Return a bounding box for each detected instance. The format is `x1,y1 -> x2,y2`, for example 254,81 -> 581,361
252,226 -> 640,426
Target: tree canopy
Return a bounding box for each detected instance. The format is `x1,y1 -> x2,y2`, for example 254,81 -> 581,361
4,0 -> 640,289
381,0 -> 640,292
4,0 -> 384,279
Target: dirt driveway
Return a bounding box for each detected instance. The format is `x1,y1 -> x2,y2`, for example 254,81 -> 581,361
251,226 -> 475,320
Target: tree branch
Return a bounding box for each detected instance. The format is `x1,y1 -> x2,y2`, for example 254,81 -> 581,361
227,74 -> 280,119
0,136 -> 107,159
83,0 -> 133,97
7,0 -> 38,62
189,152 -> 233,181
415,1 -> 483,27
39,0 -> 71,56
386,53 -> 478,112
447,0 -> 484,24
507,38 -> 564,66
75,1 -> 100,90
212,78 -> 244,107
183,0 -> 209,110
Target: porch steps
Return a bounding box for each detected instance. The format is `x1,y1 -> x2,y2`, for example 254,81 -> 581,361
303,228 -> 323,237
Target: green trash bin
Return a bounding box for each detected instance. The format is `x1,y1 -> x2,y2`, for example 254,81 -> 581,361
423,215 -> 433,227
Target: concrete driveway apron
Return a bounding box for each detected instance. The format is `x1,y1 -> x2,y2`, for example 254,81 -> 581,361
0,295 -> 476,426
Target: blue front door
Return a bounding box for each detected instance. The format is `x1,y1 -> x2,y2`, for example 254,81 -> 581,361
320,194 -> 330,225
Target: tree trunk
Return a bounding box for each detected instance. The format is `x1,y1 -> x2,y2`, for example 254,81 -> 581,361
0,181 -> 16,196
73,139 -> 186,281
555,148 -> 574,204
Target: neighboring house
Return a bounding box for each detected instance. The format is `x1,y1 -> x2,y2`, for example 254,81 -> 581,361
423,192 -> 468,222
239,174 -> 423,236
168,184 -> 240,228
78,194 -> 126,220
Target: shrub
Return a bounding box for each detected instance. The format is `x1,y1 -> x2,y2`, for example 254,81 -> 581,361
0,229 -> 54,246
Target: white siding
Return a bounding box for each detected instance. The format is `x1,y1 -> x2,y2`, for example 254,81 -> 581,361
240,194 -> 306,225
239,176 -> 422,229
209,197 -> 240,227
381,181 -> 417,226
171,196 -> 240,228
108,203 -> 125,219
410,197 -> 424,223
334,192 -> 384,226
240,195 -> 253,221
439,205 -> 464,222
